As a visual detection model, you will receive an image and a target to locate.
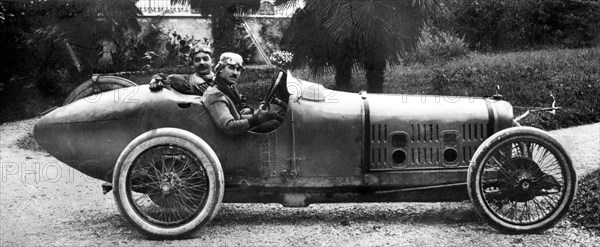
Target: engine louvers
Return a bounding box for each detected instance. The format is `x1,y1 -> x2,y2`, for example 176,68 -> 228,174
369,123 -> 488,170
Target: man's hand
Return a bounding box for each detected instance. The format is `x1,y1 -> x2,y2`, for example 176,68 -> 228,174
239,101 -> 254,115
239,107 -> 253,115
149,73 -> 167,92
258,101 -> 269,111
256,110 -> 284,123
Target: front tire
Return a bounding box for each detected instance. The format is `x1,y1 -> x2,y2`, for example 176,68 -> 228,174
467,127 -> 577,233
113,128 -> 224,239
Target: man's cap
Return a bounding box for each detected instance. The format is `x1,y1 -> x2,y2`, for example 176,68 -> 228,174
214,52 -> 244,72
190,45 -> 213,57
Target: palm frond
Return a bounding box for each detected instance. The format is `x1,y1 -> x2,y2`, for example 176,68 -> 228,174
284,0 -> 438,77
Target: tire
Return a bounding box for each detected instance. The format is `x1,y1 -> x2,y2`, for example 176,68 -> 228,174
113,128 -> 224,239
63,75 -> 137,105
467,126 -> 577,233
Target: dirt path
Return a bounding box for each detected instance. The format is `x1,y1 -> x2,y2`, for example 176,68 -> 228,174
1,119 -> 598,246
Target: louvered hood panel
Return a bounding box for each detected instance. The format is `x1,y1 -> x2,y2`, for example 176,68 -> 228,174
366,94 -> 512,170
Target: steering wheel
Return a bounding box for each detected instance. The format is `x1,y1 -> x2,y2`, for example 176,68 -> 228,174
261,71 -> 285,111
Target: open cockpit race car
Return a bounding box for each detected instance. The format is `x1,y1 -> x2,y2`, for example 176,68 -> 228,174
34,70 -> 577,239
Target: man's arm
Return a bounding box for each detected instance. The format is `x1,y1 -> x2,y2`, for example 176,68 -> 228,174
204,99 -> 251,136
203,97 -> 283,136
168,74 -> 193,94
149,74 -> 204,95
169,74 -> 211,95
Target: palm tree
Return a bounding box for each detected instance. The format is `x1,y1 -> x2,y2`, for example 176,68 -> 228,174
278,0 -> 437,93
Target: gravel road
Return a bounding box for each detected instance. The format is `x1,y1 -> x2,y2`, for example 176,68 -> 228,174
1,118 -> 598,246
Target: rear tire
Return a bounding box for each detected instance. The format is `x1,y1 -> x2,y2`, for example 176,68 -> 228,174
468,127 -> 577,233
113,128 -> 224,239
64,75 -> 137,105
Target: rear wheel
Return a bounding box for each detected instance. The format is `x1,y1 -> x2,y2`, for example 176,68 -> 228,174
113,128 -> 224,239
64,75 -> 137,105
468,127 -> 577,233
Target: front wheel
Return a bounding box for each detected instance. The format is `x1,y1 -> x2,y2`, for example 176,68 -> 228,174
467,127 -> 577,233
113,128 -> 224,239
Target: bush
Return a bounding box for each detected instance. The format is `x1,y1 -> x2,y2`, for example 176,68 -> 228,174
99,20 -> 167,73
434,0 -> 600,51
36,68 -> 72,96
404,26 -> 470,65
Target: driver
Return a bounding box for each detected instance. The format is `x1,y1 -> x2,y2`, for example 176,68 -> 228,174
202,52 -> 284,135
149,45 -> 214,95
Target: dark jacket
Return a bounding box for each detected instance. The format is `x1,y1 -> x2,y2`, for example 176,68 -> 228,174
167,73 -> 213,95
201,85 -> 253,136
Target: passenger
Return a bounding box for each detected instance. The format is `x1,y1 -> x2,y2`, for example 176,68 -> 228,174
202,52 -> 284,135
149,45 -> 214,95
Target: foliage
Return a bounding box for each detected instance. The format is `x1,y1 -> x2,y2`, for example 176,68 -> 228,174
211,9 -> 256,63
569,170 -> 600,233
0,0 -> 142,124
258,17 -> 291,55
269,50 -> 293,68
403,26 -> 470,65
0,0 -> 141,95
113,21 -> 212,72
100,18 -> 166,72
36,68 -> 72,96
280,0 -> 436,93
433,0 -> 600,51
189,0 -> 260,61
162,31 -> 195,68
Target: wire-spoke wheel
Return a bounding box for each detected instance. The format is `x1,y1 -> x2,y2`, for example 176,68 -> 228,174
468,127 -> 577,233
113,128 -> 223,239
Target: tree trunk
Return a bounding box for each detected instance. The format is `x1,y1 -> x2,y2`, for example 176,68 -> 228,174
364,55 -> 386,93
211,9 -> 237,58
334,57 -> 353,92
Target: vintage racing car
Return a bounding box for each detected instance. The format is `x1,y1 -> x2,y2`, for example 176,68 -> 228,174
34,71 -> 577,238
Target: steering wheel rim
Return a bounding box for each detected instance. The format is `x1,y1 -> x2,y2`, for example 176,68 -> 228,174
262,71 -> 285,110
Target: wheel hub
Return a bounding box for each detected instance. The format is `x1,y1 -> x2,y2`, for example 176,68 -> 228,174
519,179 -> 531,190
160,182 -> 173,195
159,172 -> 182,196
498,157 -> 544,202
